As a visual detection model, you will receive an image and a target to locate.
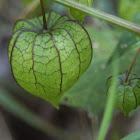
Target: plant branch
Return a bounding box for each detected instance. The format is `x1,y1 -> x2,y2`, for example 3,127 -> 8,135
125,48 -> 140,82
53,0 -> 140,36
40,0 -> 48,30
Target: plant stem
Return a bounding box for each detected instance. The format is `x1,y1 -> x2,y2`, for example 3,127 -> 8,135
97,54 -> 119,140
53,0 -> 140,36
40,0 -> 47,30
125,48 -> 140,82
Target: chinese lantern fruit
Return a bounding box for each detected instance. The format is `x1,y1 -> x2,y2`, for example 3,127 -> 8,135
8,12 -> 93,108
107,73 -> 140,115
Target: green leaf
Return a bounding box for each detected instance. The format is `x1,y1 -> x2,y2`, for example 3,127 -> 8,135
121,130 -> 140,140
61,27 -> 120,116
119,0 -> 140,21
107,13 -> 140,65
107,73 -> 140,116
9,12 -> 92,108
66,0 -> 94,23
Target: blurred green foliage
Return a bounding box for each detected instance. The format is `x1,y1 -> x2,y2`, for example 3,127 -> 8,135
24,0 -> 34,6
0,0 -> 139,118
62,17 -> 140,116
0,89 -> 70,140
121,130 -> 140,140
107,13 -> 140,68
23,0 -> 48,18
119,0 -> 140,21
61,24 -> 120,116
0,0 -> 140,139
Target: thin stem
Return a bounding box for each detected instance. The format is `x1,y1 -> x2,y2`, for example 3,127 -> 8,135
125,48 -> 140,82
53,0 -> 140,36
97,54 -> 119,140
40,0 -> 47,30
